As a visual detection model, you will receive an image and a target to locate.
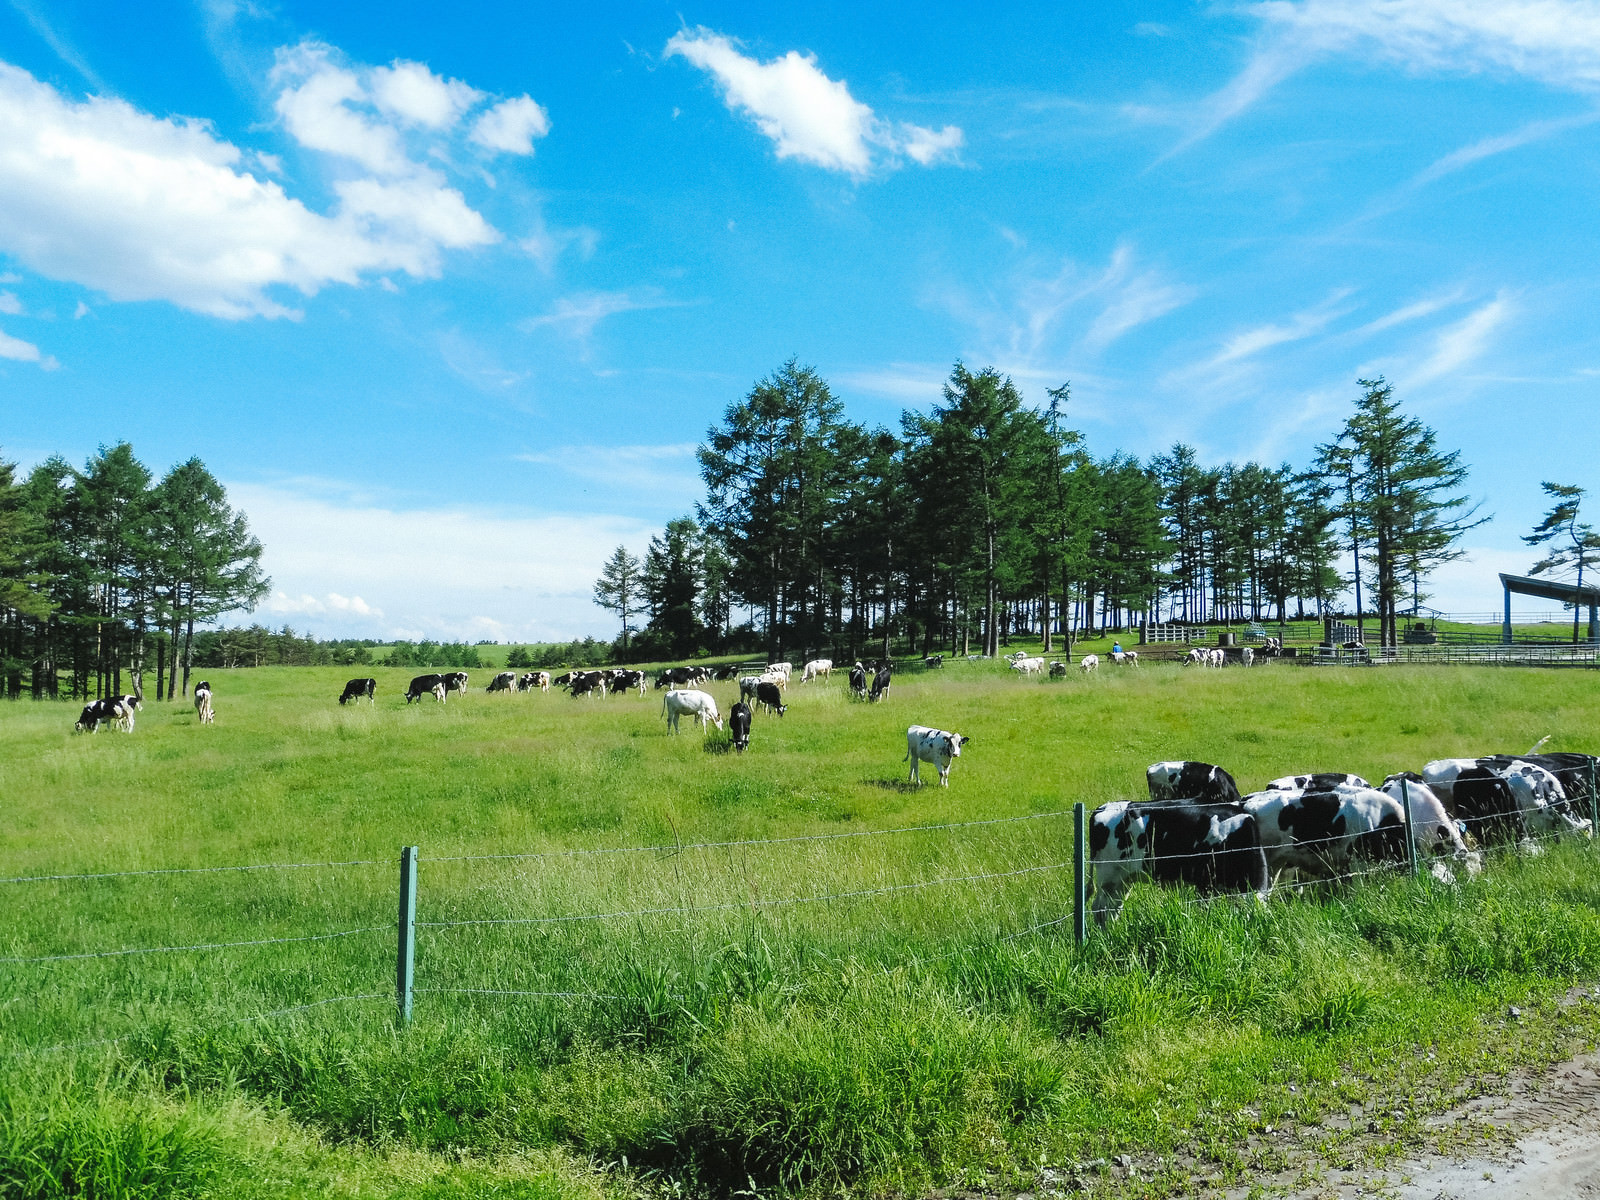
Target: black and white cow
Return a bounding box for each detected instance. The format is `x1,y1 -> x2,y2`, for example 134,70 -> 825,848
193,680 -> 214,725
74,696 -> 133,733
848,662 -> 868,699
729,701 -> 752,753
1145,761 -> 1243,805
610,669 -> 647,697
868,665 -> 892,702
405,673 -> 449,703
1266,772 -> 1370,793
905,725 -> 969,787
1424,757 -> 1589,845
441,671 -> 469,697
339,677 -> 376,705
568,670 -> 607,698
1378,773 -> 1483,878
1242,785 -> 1409,881
655,666 -> 696,690
1484,753 -> 1600,823
486,671 -> 517,693
924,654 -> 944,669
1089,800 -> 1270,923
755,680 -> 787,716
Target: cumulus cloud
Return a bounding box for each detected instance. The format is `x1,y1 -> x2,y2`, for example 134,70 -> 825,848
665,28 -> 962,175
471,95 -> 551,154
0,44 -> 545,319
0,324 -> 56,368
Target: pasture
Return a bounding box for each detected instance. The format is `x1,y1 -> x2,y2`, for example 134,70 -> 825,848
4,659 -> 1600,1199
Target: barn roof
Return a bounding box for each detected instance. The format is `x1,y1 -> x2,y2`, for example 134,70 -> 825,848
1498,572 -> 1600,606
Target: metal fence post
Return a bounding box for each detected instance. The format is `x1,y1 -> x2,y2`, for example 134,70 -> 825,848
1590,760 -> 1598,842
397,845 -> 418,1025
1073,802 -> 1087,945
1399,778 -> 1419,877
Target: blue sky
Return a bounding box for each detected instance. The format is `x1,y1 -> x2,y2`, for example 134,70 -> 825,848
2,1 -> 1597,639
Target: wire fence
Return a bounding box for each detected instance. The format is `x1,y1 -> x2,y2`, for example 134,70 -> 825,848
3,782 -> 1596,1057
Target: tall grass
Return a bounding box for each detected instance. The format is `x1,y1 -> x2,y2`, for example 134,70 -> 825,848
3,660 -> 1599,1195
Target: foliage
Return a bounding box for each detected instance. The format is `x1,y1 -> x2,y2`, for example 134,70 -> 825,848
1524,481 -> 1600,643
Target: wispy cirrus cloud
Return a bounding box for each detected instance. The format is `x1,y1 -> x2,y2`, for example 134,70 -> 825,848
1402,291 -> 1513,388
519,289 -> 691,342
665,27 -> 962,176
1205,288 -> 1355,368
1410,110 -> 1600,188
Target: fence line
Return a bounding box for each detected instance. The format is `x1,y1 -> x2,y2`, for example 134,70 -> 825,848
0,856 -> 391,887
0,924 -> 389,966
417,860 -> 1075,930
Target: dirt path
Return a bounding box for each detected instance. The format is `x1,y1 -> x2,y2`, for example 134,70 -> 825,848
1286,1051 -> 1600,1199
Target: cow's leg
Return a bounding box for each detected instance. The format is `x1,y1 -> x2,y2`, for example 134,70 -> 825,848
939,765 -> 950,787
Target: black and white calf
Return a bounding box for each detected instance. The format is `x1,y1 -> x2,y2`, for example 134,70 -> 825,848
868,665 -> 892,702
905,725 -> 969,787
1090,800 -> 1270,923
486,671 -> 517,693
755,680 -> 787,716
849,662 -> 868,699
405,674 -> 449,703
729,701 -> 752,753
193,680 -> 214,725
1145,761 -> 1243,805
339,677 -> 376,705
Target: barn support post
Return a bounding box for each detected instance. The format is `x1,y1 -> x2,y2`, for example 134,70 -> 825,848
396,846 -> 418,1026
1502,586 -> 1513,646
1399,778 -> 1419,877
1072,803 -> 1087,945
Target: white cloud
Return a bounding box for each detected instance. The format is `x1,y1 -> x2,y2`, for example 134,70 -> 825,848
230,481 -> 658,640
836,363 -> 949,401
1348,288 -> 1467,337
370,60 -> 483,129
0,291 -> 20,315
0,53 -> 513,319
1184,1 -> 1600,148
664,28 -> 962,175
1207,289 -> 1355,367
72,300 -> 89,318
0,323 -> 55,368
1410,111 -> 1600,188
516,443 -> 702,500
520,289 -> 689,341
470,95 -> 551,155
1404,292 -> 1512,387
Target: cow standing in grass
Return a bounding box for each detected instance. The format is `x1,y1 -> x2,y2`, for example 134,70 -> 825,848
193,681 -> 214,725
339,678 -> 376,705
729,702 -> 752,753
405,674 -> 448,703
905,726 -> 969,787
1090,800 -> 1270,923
662,688 -> 722,733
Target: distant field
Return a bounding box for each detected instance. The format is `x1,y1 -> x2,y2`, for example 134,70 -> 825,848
3,661 -> 1600,1198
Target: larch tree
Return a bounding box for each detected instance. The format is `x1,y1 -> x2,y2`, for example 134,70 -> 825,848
1524,482 -> 1600,644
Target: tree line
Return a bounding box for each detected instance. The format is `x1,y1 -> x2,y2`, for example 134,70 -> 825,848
596,364 -> 1487,661
0,444 -> 267,700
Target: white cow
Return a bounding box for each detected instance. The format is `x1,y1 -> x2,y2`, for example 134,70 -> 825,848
765,662 -> 792,682
1208,648 -> 1225,668
801,658 -> 833,683
1080,654 -> 1099,672
905,725 -> 969,788
1010,656 -> 1046,674
1240,647 -> 1255,667
193,681 -> 214,725
1378,774 -> 1482,879
662,688 -> 723,733
1110,650 -> 1139,666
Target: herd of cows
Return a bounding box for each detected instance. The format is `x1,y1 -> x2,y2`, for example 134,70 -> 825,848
1091,751 -> 1597,922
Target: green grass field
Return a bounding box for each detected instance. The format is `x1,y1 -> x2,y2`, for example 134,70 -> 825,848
3,658 -> 1600,1198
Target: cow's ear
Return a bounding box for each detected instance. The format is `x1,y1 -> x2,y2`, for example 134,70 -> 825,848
958,735 -> 971,745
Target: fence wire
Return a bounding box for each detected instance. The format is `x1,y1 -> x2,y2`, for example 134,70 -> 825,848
0,924 -> 389,966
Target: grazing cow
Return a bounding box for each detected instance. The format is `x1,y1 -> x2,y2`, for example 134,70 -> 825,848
737,674 -> 765,702
1484,753 -> 1600,822
759,668 -> 789,692
755,680 -> 787,716
1080,654 -> 1099,672
1266,772 -> 1369,793
1146,761 -> 1243,805
405,674 -> 449,703
924,654 -> 944,669
868,665 -> 892,702
1010,656 -> 1046,674
1184,647 -> 1206,667
655,667 -> 695,690
193,680 -> 214,725
74,697 -> 132,733
905,725 -> 969,788
662,688 -> 722,733
1378,773 -> 1482,878
1089,800 -> 1270,924
765,662 -> 793,683
1242,785 -> 1409,882
801,658 -> 833,683
568,670 -> 607,698
1048,661 -> 1067,678
487,671 -> 517,693
849,662 -> 868,699
610,669 -> 647,697
1110,649 -> 1139,666
533,671 -> 552,692
729,701 -> 752,753
552,672 -> 573,687
441,672 -> 469,696
1424,758 -> 1589,845
339,677 -> 377,705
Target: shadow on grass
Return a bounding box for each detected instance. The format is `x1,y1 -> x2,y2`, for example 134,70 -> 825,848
862,778 -> 920,793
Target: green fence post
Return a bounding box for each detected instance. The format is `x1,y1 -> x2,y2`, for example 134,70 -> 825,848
1073,802 -> 1087,944
1590,760 -> 1598,842
1399,778 -> 1419,877
397,846 -> 418,1026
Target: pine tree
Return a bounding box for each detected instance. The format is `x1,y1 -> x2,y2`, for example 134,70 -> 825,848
1524,482 -> 1600,644
592,545 -> 644,650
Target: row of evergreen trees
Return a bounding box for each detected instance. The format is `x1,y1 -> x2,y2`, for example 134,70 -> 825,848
595,364 -> 1485,661
0,444 -> 267,700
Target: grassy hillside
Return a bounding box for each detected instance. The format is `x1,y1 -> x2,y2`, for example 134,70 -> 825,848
3,661 -> 1599,1197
